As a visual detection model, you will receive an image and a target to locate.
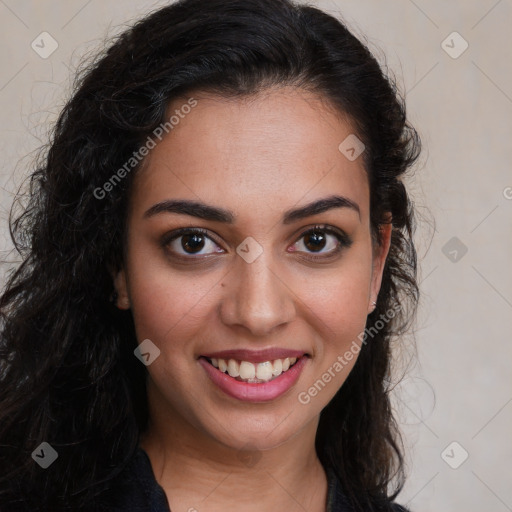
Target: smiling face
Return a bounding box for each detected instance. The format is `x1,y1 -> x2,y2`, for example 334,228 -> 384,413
114,86 -> 391,452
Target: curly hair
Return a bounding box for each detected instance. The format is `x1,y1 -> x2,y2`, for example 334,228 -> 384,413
0,0 -> 421,510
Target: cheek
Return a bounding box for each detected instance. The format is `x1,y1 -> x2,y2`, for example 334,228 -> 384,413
125,250 -> 220,354
300,258 -> 372,339
294,269 -> 372,408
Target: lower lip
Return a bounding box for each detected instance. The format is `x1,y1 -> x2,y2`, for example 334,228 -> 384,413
198,356 -> 309,402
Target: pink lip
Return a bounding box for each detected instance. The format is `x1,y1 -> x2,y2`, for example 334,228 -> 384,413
200,348 -> 307,364
198,355 -> 309,402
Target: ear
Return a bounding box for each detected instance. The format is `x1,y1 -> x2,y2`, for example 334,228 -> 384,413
368,215 -> 392,314
113,267 -> 131,310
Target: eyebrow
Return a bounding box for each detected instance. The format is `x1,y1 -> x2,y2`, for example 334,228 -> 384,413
143,194 -> 361,224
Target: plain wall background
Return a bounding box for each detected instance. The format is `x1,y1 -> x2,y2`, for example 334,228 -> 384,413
0,1 -> 511,511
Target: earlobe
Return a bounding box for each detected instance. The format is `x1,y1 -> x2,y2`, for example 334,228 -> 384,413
113,268 -> 131,310
368,219 -> 393,314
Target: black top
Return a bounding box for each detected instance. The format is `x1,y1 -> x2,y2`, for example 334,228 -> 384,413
102,448 -> 409,512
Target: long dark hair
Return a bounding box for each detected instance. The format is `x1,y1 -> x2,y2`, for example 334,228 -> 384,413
0,0 -> 421,510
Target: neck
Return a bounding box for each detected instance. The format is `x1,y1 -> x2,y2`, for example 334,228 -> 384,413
139,381 -> 329,512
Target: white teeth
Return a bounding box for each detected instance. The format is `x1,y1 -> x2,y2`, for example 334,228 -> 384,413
272,359 -> 282,376
256,361 -> 273,381
239,361 -> 256,380
227,359 -> 239,378
207,356 -> 301,382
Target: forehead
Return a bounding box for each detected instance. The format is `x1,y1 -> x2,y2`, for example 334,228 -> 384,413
130,86 -> 370,222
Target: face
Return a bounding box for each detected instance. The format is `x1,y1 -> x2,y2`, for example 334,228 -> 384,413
114,86 -> 391,452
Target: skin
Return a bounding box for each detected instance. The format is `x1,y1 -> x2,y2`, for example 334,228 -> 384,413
114,86 -> 392,512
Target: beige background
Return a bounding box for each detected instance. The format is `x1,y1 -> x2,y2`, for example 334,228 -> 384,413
1,1 -> 511,511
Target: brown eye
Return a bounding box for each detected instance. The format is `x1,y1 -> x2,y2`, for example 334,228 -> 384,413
303,230 -> 328,252
291,225 -> 353,259
181,232 -> 206,253
162,228 -> 224,258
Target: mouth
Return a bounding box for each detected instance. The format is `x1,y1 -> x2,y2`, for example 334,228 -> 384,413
198,353 -> 310,402
200,354 -> 308,384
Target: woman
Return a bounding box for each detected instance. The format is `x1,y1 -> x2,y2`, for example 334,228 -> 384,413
0,0 -> 421,510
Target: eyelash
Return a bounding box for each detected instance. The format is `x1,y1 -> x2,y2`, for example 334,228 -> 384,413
161,224 -> 353,262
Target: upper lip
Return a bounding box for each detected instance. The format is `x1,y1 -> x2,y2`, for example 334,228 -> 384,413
200,348 -> 309,364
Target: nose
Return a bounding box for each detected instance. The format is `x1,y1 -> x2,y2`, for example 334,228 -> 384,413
219,250 -> 296,337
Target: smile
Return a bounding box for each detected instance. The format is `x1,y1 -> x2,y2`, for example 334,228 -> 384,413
207,356 -> 299,383
198,355 -> 309,402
